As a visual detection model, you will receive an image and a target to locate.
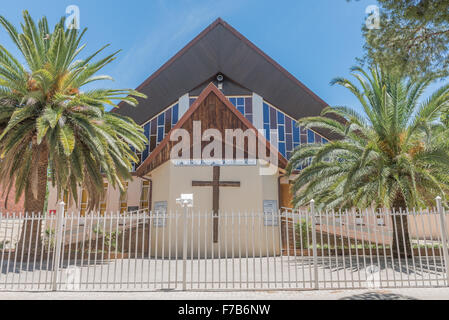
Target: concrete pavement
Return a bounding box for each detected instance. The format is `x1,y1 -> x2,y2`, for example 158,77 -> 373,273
1,288 -> 448,300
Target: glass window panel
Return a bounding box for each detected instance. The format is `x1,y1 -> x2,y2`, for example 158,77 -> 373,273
278,142 -> 286,157
144,123 -> 150,139
151,119 -> 157,135
286,134 -> 293,152
308,130 -> 315,144
150,136 -> 157,152
80,189 -> 88,217
277,111 -> 285,125
315,134 -> 322,144
157,127 -> 164,142
229,98 -> 236,106
301,134 -> 307,144
158,114 -> 165,126
140,180 -> 151,212
245,115 -> 253,123
285,118 -> 292,133
264,124 -> 271,141
263,103 -> 270,124
293,124 -> 300,143
142,146 -> 149,162
278,125 -> 285,142
172,104 -> 179,125
270,107 -> 277,129
119,183 -> 128,214
165,110 -> 172,133
245,98 -> 252,114
237,97 -> 244,106
237,106 -> 245,115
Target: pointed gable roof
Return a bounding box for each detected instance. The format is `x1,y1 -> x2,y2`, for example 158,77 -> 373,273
113,18 -> 329,125
135,83 -> 287,176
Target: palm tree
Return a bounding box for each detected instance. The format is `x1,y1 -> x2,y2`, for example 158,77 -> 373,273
0,11 -> 147,254
287,66 -> 449,257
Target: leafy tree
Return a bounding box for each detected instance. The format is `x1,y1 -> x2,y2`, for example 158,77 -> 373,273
0,11 -> 147,253
355,0 -> 449,78
287,66 -> 449,257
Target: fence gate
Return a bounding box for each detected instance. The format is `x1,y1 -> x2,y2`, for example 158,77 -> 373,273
1,199 -> 449,291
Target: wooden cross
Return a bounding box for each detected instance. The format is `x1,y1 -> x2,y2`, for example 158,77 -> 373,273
192,166 -> 241,243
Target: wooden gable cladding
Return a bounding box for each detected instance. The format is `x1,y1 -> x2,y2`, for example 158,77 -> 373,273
136,83 -> 287,177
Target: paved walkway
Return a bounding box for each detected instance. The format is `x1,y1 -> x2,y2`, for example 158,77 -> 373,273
1,257 -> 446,291
1,288 -> 448,300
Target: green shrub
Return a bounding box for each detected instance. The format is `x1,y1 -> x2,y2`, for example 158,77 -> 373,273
44,228 -> 55,247
295,220 -> 311,249
0,240 -> 10,250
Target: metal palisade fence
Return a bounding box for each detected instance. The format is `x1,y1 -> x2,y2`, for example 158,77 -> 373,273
0,198 -> 448,292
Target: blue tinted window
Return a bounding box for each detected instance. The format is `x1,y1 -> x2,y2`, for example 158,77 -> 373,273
229,98 -> 237,106
237,106 -> 245,115
142,147 -> 149,162
144,123 -> 150,139
158,114 -> 165,126
322,138 -> 328,144
172,104 -> 179,124
278,126 -> 285,142
237,98 -> 244,106
263,103 -> 270,124
293,124 -> 300,143
264,124 -> 271,141
277,111 -> 285,125
157,127 -> 164,142
279,143 -> 286,157
308,130 -> 315,144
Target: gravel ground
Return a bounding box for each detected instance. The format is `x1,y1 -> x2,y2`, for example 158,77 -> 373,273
0,288 -> 449,300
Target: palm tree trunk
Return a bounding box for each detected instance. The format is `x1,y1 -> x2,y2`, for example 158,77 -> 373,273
391,193 -> 412,258
17,144 -> 49,259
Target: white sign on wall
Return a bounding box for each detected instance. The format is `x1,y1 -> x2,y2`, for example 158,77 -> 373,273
153,201 -> 167,227
263,200 -> 279,226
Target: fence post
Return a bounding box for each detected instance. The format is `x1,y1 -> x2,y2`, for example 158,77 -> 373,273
310,199 -> 319,290
182,206 -> 188,291
52,201 -> 65,292
436,196 -> 449,286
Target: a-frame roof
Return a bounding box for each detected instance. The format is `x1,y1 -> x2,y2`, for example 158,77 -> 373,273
135,83 -> 287,177
113,18 -> 329,125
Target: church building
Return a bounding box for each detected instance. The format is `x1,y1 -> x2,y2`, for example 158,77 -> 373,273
47,18 -> 331,224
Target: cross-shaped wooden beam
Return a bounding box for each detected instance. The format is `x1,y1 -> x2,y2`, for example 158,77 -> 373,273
192,166 -> 241,243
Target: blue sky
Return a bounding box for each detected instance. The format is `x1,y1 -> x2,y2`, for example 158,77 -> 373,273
0,0 -> 444,114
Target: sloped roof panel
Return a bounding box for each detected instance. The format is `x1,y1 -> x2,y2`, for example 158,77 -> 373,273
113,18 -> 329,126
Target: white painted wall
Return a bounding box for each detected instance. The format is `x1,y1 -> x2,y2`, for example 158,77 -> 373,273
146,161 -> 281,258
